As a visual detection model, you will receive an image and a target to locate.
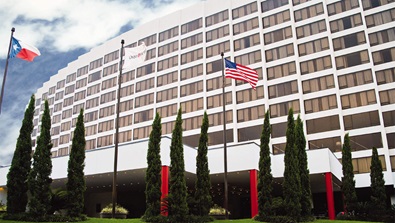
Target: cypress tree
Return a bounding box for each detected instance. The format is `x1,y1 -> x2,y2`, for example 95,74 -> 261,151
194,112 -> 212,217
370,147 -> 386,211
282,108 -> 301,220
66,109 -> 86,217
6,95 -> 35,214
257,110 -> 273,220
168,108 -> 189,222
295,115 -> 312,218
341,133 -> 357,213
28,100 -> 53,217
144,112 -> 162,219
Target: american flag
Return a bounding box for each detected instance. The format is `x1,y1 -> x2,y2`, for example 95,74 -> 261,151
224,59 -> 258,89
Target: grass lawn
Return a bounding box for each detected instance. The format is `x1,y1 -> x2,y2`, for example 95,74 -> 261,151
0,218 -> 381,223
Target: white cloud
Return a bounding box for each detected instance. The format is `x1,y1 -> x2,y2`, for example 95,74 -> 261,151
0,0 -> 201,56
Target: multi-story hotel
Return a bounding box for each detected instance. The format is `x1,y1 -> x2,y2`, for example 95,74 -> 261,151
1,0 -> 395,219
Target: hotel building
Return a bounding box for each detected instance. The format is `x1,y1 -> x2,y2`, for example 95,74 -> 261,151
1,0 -> 395,219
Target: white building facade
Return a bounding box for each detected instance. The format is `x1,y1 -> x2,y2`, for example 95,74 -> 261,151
1,0 -> 395,219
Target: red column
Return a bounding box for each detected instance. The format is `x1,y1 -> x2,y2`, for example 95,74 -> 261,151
161,165 -> 169,216
325,172 -> 335,220
250,169 -> 258,218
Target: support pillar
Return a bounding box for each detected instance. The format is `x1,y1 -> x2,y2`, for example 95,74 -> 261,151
161,165 -> 169,216
325,172 -> 335,220
250,169 -> 258,218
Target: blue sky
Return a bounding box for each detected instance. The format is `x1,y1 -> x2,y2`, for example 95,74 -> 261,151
0,0 -> 201,165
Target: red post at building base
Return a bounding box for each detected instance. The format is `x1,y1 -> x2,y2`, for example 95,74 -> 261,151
161,165 -> 169,216
250,169 -> 258,218
325,172 -> 335,220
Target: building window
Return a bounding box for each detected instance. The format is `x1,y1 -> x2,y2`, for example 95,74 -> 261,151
306,115 -> 340,134
77,65 -> 88,77
365,8 -> 395,28
335,50 -> 369,69
119,114 -> 133,128
379,89 -> 395,105
383,110 -> 395,127
97,134 -> 113,148
181,33 -> 203,49
101,77 -> 117,91
66,73 -> 76,83
330,13 -> 362,33
87,83 -> 100,96
206,41 -> 230,58
294,3 -> 324,22
157,87 -> 177,103
56,80 -> 65,90
207,93 -> 231,109
99,105 -> 115,118
206,59 -> 222,75
293,0 -> 311,6
344,111 -> 380,130
120,84 -> 134,98
270,100 -> 300,118
55,91 -> 64,101
85,125 -> 97,136
236,50 -> 262,64
157,103 -> 177,118
327,0 -> 359,16
232,1 -> 257,19
118,130 -> 132,143
267,62 -> 296,80
261,0 -> 289,13
76,78 -> 87,89
158,41 -> 178,57
180,81 -> 203,97
133,126 -> 151,140
136,77 -> 155,93
159,26 -> 178,42
300,56 -> 332,75
65,84 -> 75,95
139,34 -> 156,46
269,80 -> 298,99
121,70 -> 135,84
181,48 -> 203,65
338,69 -> 373,89
104,50 -> 119,64
271,122 -> 287,138
181,18 -> 202,34
236,87 -> 264,104
86,97 -> 99,109
73,103 -> 84,115
89,58 -> 103,71
157,55 -> 178,71
136,63 -> 155,77
181,64 -> 203,80
84,111 -> 98,123
237,105 -> 265,123
103,64 -> 118,77
309,136 -> 342,152
349,133 -> 383,151
206,25 -> 229,43
74,90 -> 86,102
100,91 -> 116,105
98,120 -> 114,133
388,133 -> 395,149
341,90 -> 376,109
264,27 -> 292,45
135,93 -> 154,108
352,156 -> 386,174
157,71 -> 178,87
233,17 -> 259,35
181,98 -> 203,113
86,139 -> 96,150
62,109 -> 72,119
369,27 -> 395,46
51,126 -> 60,136
234,33 -> 260,51
238,125 -> 261,142
298,37 -> 329,56
207,76 -> 232,91
54,103 -> 63,113
304,94 -> 337,114
296,20 -> 326,39
206,10 -> 228,27
302,75 -> 335,94
372,47 -> 395,65
119,99 -> 133,113
61,121 -> 71,132
88,71 -> 102,83
207,111 -> 232,127
263,10 -> 290,29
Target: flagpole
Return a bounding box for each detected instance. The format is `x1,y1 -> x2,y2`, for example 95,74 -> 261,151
220,52 -> 229,219
0,27 -> 15,114
112,39 -> 124,217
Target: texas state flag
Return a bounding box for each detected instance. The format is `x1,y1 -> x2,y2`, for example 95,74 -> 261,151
9,37 -> 41,62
